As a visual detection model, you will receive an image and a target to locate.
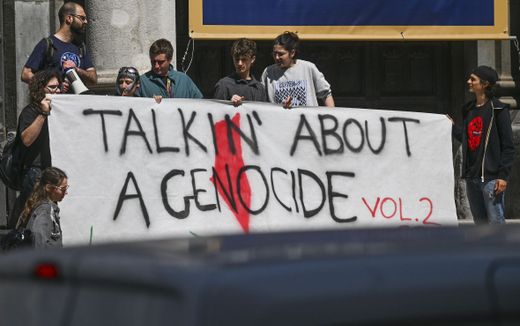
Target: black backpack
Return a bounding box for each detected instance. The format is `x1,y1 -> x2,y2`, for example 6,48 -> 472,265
0,131 -> 24,191
1,228 -> 32,251
43,37 -> 86,69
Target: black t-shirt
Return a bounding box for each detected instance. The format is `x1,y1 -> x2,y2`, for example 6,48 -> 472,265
17,103 -> 51,168
213,73 -> 267,102
465,101 -> 492,178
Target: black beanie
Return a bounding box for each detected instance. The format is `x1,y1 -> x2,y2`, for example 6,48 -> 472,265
471,66 -> 498,85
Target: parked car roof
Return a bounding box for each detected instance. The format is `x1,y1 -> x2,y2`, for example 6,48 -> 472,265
0,226 -> 519,325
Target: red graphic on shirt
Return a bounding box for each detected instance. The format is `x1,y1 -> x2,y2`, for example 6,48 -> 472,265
467,116 -> 483,152
212,113 -> 251,233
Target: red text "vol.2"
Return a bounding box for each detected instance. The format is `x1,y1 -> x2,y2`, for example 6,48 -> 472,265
361,197 -> 439,225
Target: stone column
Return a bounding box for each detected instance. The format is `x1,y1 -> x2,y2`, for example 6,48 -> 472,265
85,0 -> 176,92
478,40 -> 517,108
15,0 -> 55,115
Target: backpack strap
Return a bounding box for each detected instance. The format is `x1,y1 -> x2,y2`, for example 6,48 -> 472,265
79,42 -> 86,59
43,37 -> 55,68
44,36 -> 87,65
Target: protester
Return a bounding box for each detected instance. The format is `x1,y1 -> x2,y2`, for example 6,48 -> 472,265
452,65 -> 515,224
21,2 -> 96,90
213,38 -> 266,106
18,167 -> 68,248
8,70 -> 61,229
115,66 -> 140,96
262,31 -> 334,109
138,38 -> 203,100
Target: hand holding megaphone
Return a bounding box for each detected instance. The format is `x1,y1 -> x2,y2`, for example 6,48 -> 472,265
65,67 -> 91,94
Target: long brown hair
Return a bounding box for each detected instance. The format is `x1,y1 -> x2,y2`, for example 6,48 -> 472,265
20,167 -> 67,226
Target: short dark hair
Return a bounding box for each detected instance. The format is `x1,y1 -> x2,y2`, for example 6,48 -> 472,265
231,38 -> 257,58
58,2 -> 81,26
29,70 -> 62,104
149,39 -> 174,61
273,31 -> 300,59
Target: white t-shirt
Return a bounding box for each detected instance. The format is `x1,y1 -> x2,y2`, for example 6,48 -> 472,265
261,59 -> 332,107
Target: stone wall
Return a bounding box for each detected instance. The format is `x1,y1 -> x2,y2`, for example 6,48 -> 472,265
2,0 -> 520,225
85,0 -> 176,89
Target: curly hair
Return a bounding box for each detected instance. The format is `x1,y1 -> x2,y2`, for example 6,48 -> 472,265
231,38 -> 257,59
29,70 -> 62,105
20,167 -> 67,226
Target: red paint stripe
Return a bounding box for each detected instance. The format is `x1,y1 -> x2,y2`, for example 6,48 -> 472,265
212,113 -> 251,233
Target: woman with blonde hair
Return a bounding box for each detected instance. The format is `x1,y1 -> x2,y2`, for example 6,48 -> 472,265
19,167 -> 68,248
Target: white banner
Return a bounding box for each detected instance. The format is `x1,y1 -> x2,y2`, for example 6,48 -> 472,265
49,95 -> 457,245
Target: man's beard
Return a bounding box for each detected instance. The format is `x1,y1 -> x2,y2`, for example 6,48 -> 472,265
71,23 -> 86,38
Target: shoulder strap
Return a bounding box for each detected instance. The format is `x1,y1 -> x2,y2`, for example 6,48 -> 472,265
491,98 -> 509,111
15,214 -> 25,229
79,42 -> 86,59
44,37 -> 86,63
44,37 -> 55,67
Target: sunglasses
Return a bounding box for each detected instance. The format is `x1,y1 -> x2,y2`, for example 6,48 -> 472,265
54,185 -> 70,192
118,67 -> 138,75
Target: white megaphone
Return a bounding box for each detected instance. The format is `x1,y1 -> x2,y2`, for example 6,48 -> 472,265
65,68 -> 90,94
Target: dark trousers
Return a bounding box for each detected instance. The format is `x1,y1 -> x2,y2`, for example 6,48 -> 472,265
7,167 -> 42,229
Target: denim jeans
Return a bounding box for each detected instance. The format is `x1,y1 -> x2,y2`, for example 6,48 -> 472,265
465,178 -> 505,225
7,166 -> 42,228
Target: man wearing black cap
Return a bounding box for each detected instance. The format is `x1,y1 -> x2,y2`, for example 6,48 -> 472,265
453,65 -> 515,224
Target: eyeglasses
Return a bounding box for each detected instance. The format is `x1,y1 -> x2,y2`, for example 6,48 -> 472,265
46,84 -> 61,93
54,185 -> 69,192
70,14 -> 88,22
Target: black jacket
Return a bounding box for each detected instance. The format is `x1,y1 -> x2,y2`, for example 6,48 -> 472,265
453,97 -> 515,181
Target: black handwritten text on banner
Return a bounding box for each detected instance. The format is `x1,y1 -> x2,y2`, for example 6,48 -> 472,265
49,96 -> 457,245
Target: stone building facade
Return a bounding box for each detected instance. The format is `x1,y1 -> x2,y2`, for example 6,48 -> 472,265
1,0 -> 519,223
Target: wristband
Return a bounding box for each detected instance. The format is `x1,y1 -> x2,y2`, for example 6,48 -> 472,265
40,111 -> 50,117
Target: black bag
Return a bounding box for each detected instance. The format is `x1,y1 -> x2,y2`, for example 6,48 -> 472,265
0,132 -> 24,191
1,228 -> 32,251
